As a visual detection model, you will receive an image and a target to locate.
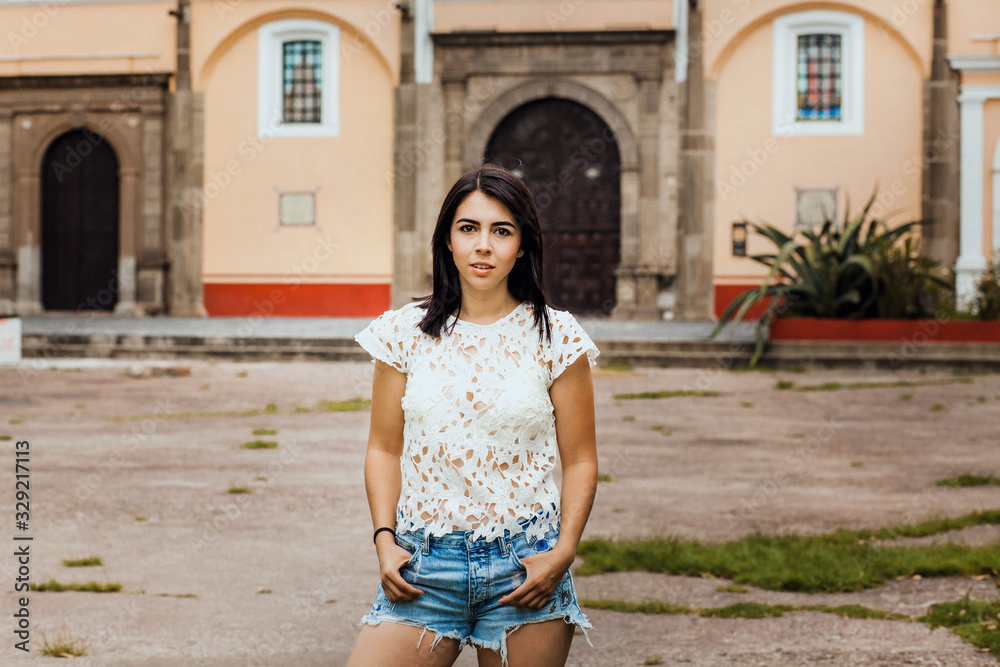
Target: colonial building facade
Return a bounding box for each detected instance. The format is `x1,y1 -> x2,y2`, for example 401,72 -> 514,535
0,1 -> 995,320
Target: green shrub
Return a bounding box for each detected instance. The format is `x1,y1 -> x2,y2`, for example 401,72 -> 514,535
712,188 -> 952,366
973,252 -> 1000,321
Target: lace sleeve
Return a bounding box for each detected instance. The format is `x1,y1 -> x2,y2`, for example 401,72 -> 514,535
354,307 -> 412,374
548,310 -> 599,384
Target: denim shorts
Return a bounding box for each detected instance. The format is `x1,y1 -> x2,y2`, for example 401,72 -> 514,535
359,514 -> 595,667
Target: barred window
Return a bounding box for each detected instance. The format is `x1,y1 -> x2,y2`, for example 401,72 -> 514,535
283,40 -> 322,123
773,10 -> 862,136
796,34 -> 841,121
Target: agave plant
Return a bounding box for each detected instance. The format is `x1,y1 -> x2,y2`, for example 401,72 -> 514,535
712,189 -> 950,366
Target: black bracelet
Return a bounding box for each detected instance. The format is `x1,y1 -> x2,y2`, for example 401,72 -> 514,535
373,527 -> 396,544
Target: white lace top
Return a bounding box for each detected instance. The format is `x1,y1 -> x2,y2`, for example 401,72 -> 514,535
354,299 -> 600,542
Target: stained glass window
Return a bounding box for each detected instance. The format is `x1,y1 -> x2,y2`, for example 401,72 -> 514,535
796,33 -> 841,121
283,40 -> 322,123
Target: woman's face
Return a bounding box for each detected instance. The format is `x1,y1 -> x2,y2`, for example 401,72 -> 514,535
446,190 -> 523,298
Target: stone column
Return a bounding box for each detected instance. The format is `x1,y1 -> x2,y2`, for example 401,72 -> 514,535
0,110 -> 13,310
166,0 -> 207,316
13,168 -> 42,314
613,74 -> 663,319
114,168 -> 141,315
392,1 -> 420,309
921,0 -> 960,270
954,87 -> 988,308
442,76 -> 467,187
675,0 -> 715,321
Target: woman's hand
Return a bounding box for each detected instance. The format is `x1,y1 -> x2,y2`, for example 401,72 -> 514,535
498,544 -> 575,609
376,539 -> 424,603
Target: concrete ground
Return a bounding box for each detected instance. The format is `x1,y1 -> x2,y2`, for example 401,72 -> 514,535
0,357 -> 998,665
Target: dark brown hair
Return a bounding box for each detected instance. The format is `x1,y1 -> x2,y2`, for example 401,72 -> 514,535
413,162 -> 553,343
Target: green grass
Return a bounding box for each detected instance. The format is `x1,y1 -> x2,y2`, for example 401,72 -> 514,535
252,428 -> 277,436
581,595 -> 1000,657
241,440 -> 278,449
602,363 -> 634,371
317,398 -> 371,412
935,474 -> 1000,488
648,425 -> 673,436
597,474 -> 613,482
930,403 -> 948,412
228,487 -> 251,494
775,378 -> 974,393
31,580 -> 121,593
39,634 -> 87,657
62,557 -> 102,567
135,516 -> 147,522
715,584 -> 749,593
581,599 -> 911,621
576,510 -> 1000,593
613,390 -> 720,400
922,595 -> 1000,655
110,397 -> 369,422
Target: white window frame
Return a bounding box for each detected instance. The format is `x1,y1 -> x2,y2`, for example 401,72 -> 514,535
258,19 -> 340,138
772,10 -> 864,136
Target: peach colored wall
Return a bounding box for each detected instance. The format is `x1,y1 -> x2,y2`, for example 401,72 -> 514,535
703,0 -> 930,80
710,8 -> 927,283
434,0 -> 671,32
949,0 -> 1000,55
199,14 -> 394,285
0,2 -> 176,76
192,0 -> 399,91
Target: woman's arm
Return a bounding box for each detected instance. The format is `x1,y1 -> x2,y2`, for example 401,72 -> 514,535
549,353 -> 599,561
498,353 -> 598,609
364,359 -> 423,601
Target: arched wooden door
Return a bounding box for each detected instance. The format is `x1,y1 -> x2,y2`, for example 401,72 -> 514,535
485,98 -> 621,315
41,129 -> 120,311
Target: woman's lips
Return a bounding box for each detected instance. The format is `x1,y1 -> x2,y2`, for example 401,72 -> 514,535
471,264 -> 494,276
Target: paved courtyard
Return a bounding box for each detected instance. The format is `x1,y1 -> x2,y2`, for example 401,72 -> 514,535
1,358 -> 998,665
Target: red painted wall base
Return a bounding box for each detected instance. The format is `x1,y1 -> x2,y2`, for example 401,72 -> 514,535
770,317 -> 1000,343
204,283 -> 391,317
714,284 -> 773,320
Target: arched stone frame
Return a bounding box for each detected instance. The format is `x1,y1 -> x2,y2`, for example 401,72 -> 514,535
462,78 -> 644,316
707,3 -> 927,81
463,79 -> 640,170
14,113 -> 145,314
196,9 -> 397,92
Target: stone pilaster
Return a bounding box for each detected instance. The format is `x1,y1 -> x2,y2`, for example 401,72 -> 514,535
675,0 -> 716,321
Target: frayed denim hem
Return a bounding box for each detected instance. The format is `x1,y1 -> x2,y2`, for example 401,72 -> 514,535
464,612 -> 596,667
358,614 -> 467,653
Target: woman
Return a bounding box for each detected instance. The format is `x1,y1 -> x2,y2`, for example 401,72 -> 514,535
347,162 -> 599,667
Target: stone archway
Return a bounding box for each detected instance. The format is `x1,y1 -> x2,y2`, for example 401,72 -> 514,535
2,74 -> 170,315
416,30 -> 673,318
461,78 -> 651,319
